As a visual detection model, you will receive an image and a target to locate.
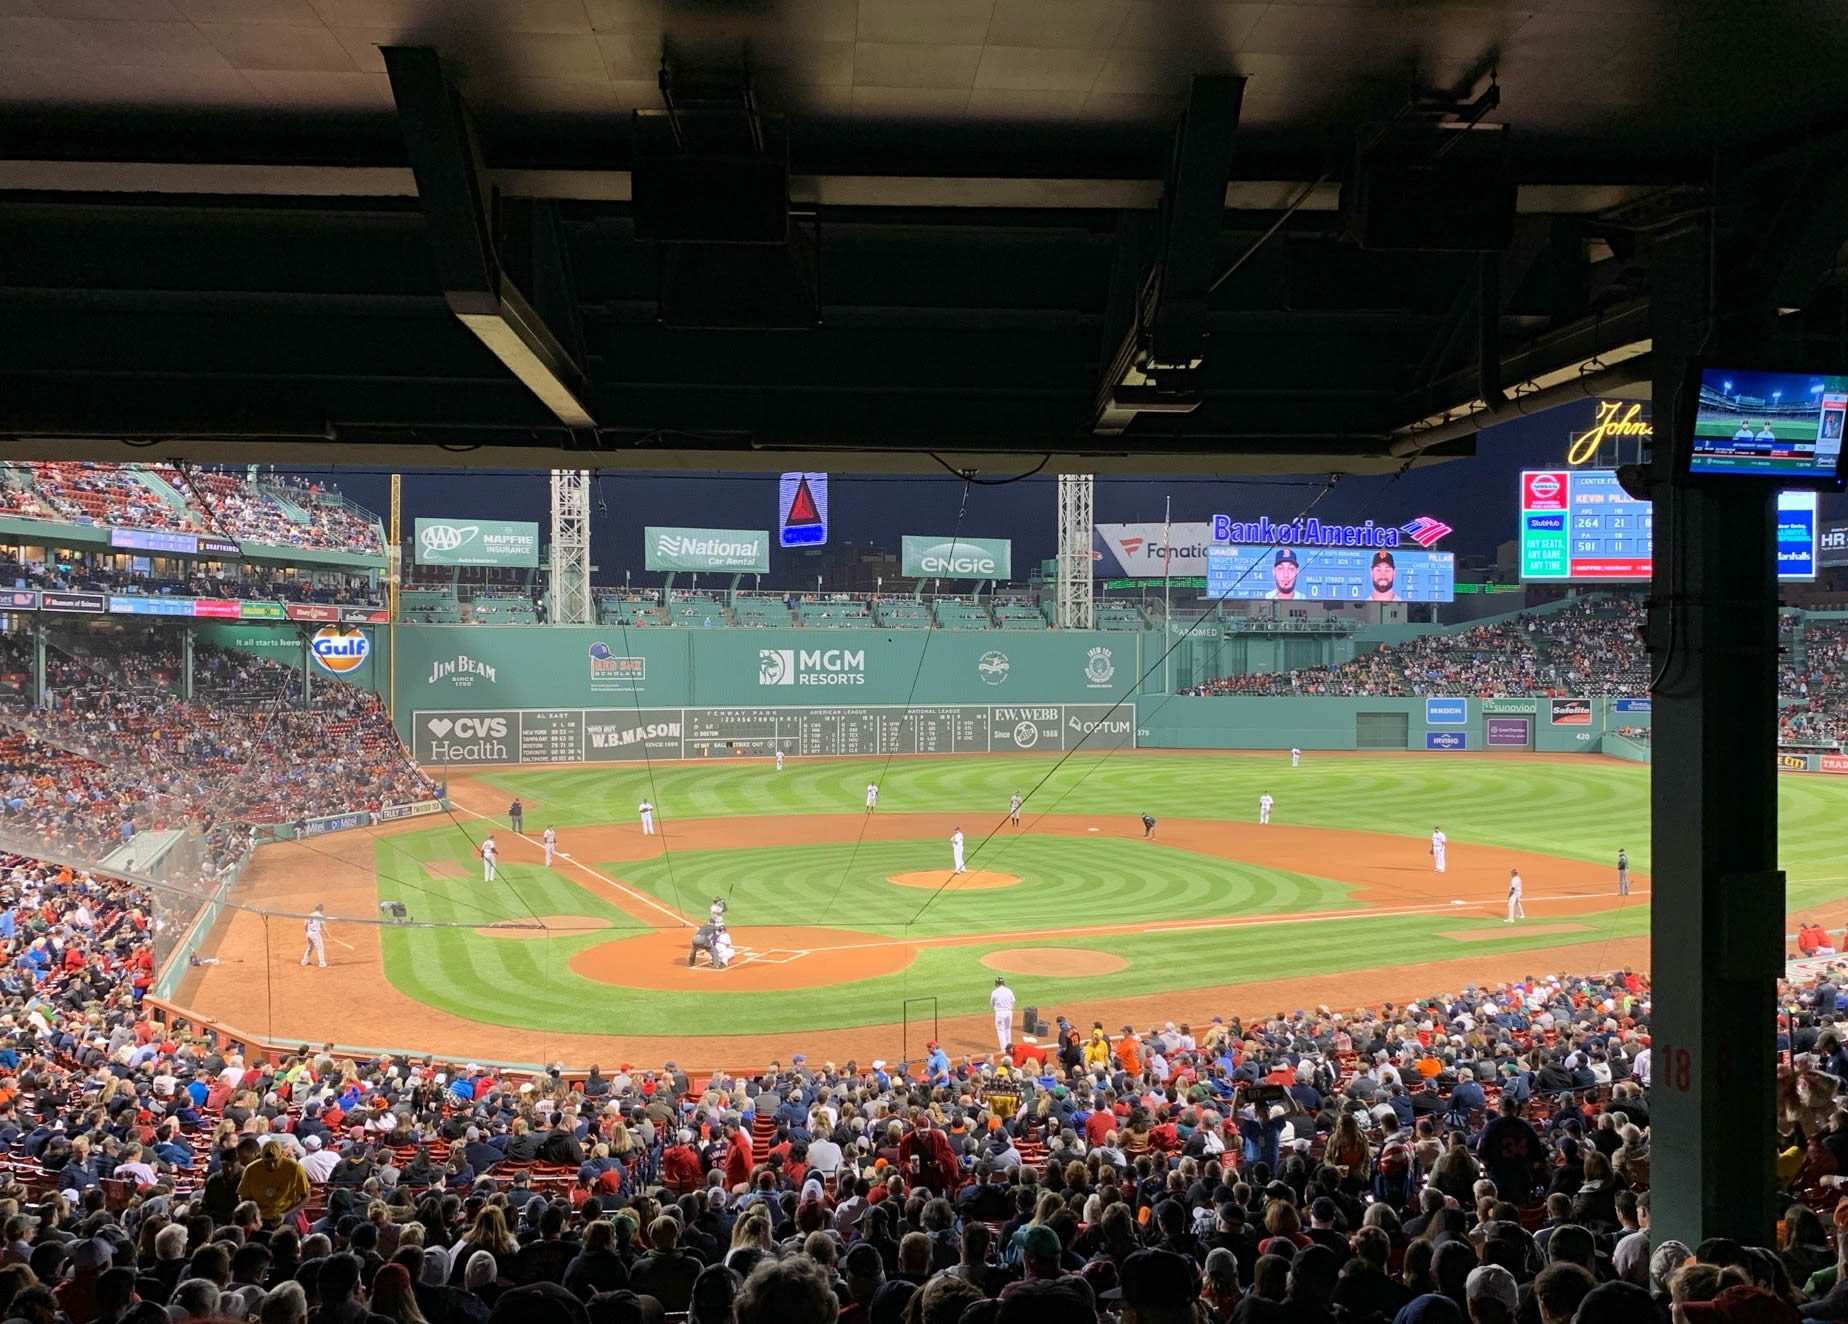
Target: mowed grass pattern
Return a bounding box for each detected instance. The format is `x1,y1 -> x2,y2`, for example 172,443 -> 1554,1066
362,753 -> 1848,1041
614,837 -> 1356,938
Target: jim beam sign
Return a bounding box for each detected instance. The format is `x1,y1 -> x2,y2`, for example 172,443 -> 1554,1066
1568,401 -> 1652,468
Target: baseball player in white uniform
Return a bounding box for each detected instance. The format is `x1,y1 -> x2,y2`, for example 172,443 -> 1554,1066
990,976 -> 1015,1053
1291,747 -> 1301,767
951,828 -> 966,873
300,905 -> 327,968
1430,827 -> 1447,873
1258,793 -> 1273,825
639,800 -> 655,835
709,896 -> 728,925
865,782 -> 879,812
1009,792 -> 1022,826
480,835 -> 497,883
1506,868 -> 1525,921
775,749 -> 785,772
542,826 -> 557,866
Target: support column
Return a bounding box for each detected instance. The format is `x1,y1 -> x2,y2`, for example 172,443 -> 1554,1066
181,629 -> 194,701
1646,232 -> 1784,1248
303,631 -> 313,709
32,624 -> 45,709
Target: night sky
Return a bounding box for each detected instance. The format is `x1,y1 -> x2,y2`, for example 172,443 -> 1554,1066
283,399 -> 1609,575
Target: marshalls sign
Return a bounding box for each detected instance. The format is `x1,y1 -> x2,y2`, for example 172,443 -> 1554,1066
901,536 -> 1013,579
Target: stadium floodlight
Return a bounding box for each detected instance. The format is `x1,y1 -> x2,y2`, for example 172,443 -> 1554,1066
1723,380 -> 1734,394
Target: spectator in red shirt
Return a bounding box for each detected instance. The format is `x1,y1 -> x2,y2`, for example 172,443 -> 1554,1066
722,1119 -> 753,1192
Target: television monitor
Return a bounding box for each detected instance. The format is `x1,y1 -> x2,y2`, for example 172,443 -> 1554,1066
1686,367 -> 1847,485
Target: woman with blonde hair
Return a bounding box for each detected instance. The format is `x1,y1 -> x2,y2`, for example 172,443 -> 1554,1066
448,1205 -> 518,1285
1327,1111 -> 1372,1189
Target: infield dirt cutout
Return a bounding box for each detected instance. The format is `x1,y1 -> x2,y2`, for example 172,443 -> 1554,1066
569,925 -> 916,991
475,915 -> 613,940
982,947 -> 1128,977
887,870 -> 1019,891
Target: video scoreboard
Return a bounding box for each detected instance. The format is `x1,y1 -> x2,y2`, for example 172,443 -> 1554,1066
1519,469 -> 1816,582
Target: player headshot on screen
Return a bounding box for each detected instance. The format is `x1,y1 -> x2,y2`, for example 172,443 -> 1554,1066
1734,419 -> 1756,441
1759,422 -> 1778,443
1368,550 -> 1398,601
1267,548 -> 1300,599
1824,411 -> 1844,440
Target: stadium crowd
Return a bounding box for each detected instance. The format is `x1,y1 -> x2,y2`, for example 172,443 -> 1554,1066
0,463 -> 383,557
0,952 -> 1832,1324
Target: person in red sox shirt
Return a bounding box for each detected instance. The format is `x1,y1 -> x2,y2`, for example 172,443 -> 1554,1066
721,1118 -> 753,1192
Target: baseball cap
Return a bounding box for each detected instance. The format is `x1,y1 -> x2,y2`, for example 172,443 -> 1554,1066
1273,548 -> 1298,565
1372,550 -> 1395,567
1020,1225 -> 1061,1260
69,1238 -> 112,1272
1680,1286 -> 1801,1324
1100,1249 -> 1196,1306
1466,1266 -> 1517,1315
304,1135 -> 322,1151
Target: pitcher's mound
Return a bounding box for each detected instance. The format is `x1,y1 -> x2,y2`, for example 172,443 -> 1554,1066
887,871 -> 1020,891
983,948 -> 1127,976
475,915 -> 613,940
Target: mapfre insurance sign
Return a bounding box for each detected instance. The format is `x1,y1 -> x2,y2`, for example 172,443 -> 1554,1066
1091,522 -> 1216,577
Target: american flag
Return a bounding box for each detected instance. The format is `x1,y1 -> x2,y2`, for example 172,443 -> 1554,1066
1399,517 -> 1453,548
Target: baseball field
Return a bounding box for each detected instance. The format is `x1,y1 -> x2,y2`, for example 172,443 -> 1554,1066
174,751 -> 1848,1068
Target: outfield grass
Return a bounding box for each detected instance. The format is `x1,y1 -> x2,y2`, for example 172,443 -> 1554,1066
365,753 -> 1848,1038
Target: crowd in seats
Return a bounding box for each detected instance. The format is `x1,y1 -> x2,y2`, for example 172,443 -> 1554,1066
8,645 -> 436,838
3,958 -> 1843,1324
0,464 -> 183,532
1781,625 -> 1848,746
0,558 -> 384,609
1189,601 -> 1651,699
0,464 -> 384,558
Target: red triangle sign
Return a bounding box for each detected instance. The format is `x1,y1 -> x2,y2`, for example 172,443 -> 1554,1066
786,477 -> 821,525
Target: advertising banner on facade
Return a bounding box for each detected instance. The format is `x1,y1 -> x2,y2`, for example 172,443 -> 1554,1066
1485,717 -> 1533,747
1425,698 -> 1466,725
901,536 -> 1013,579
643,527 -> 770,573
1091,523 -> 1217,577
414,519 -> 540,567
1426,732 -> 1467,750
1550,698 -> 1592,725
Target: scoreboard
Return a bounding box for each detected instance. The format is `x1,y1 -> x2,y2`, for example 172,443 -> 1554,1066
1519,470 -> 1652,580
412,702 -> 1135,766
1519,470 -> 1816,582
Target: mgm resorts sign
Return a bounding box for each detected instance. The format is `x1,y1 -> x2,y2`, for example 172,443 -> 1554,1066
1567,401 -> 1652,467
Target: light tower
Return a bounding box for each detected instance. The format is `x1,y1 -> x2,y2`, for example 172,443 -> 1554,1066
1056,474 -> 1094,629
549,470 -> 592,624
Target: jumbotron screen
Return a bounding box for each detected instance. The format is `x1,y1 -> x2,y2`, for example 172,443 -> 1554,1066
1689,369 -> 1847,479
1204,544 -> 1455,602
1519,469 -> 1816,581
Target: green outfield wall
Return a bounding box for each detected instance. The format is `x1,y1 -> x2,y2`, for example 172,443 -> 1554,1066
384,624 -> 1652,761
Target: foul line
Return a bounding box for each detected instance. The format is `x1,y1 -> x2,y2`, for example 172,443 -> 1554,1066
450,804 -> 692,928
784,888 -> 1655,955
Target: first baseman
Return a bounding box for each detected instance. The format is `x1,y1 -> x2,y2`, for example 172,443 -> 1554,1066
1431,827 -> 1446,873
1506,868 -> 1525,921
543,826 -> 557,866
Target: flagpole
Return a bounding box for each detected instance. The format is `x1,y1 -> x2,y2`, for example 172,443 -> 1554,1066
1162,495 -> 1172,694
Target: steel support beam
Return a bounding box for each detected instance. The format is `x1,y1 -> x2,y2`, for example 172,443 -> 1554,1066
383,46 -> 595,432
1646,227 -> 1784,1248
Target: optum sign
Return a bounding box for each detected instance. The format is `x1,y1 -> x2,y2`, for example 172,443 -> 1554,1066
901,536 -> 1013,579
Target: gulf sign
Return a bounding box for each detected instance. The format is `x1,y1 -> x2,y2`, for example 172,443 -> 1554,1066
310,626 -> 371,675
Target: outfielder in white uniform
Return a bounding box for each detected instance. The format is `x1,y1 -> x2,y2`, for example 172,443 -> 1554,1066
480,836 -> 497,883
543,827 -> 557,866
1291,747 -> 1301,767
1506,868 -> 1525,921
1431,828 -> 1447,873
990,977 -> 1015,1053
1009,793 -> 1022,826
865,783 -> 879,812
951,828 -> 965,873
775,749 -> 785,772
639,800 -> 655,835
300,905 -> 327,968
1258,793 -> 1273,825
